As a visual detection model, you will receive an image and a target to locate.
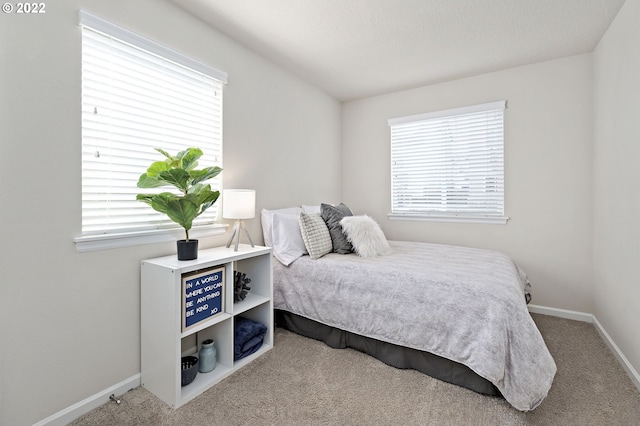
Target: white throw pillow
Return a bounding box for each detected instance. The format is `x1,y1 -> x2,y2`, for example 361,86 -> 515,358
340,215 -> 391,257
301,205 -> 321,214
271,213 -> 307,266
299,212 -> 332,260
261,207 -> 302,247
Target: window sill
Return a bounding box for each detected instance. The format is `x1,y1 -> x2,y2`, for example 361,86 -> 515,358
388,213 -> 509,225
73,224 -> 228,252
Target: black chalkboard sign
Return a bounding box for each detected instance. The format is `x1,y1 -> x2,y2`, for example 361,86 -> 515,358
182,266 -> 225,332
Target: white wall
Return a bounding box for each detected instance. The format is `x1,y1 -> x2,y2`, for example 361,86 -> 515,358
342,55 -> 594,312
593,0 -> 640,383
0,1 -> 341,424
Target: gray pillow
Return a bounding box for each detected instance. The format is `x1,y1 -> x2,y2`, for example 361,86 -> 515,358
321,203 -> 353,254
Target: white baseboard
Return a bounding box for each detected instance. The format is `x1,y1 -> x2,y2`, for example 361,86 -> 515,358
528,304 -> 640,393
528,304 -> 594,323
592,316 -> 640,392
33,374 -> 141,426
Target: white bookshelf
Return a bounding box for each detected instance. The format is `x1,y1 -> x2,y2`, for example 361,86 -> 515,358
141,244 -> 273,408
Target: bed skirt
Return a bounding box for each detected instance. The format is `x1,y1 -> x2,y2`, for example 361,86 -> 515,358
275,309 -> 500,397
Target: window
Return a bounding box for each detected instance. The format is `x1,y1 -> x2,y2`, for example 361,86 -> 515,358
77,11 -> 227,250
388,101 -> 507,224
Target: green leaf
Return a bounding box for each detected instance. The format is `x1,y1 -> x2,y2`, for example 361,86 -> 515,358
187,184 -> 220,217
165,198 -> 198,231
189,166 -> 222,185
147,193 -> 198,231
136,194 -> 154,205
137,173 -> 164,188
154,148 -> 173,161
158,169 -> 191,192
149,192 -> 178,215
187,182 -> 206,196
146,161 -> 170,177
180,148 -> 203,171
196,190 -> 220,217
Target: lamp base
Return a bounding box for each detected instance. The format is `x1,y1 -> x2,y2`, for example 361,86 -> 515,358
226,220 -> 255,251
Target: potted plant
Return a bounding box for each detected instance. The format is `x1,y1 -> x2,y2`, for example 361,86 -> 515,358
136,147 -> 222,260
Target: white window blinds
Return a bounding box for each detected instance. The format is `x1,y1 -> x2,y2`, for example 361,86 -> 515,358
389,101 -> 506,222
80,11 -> 226,236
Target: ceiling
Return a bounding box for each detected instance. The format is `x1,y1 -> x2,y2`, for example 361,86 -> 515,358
169,0 -> 625,101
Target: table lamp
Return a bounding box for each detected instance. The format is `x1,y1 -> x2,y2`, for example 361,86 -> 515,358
223,189 -> 256,251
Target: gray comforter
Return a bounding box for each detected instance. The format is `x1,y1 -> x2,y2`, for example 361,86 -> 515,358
273,240 -> 556,411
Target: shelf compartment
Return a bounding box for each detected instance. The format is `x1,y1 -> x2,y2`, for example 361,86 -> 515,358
233,293 -> 270,315
180,362 -> 232,405
234,254 -> 272,300
233,302 -> 273,369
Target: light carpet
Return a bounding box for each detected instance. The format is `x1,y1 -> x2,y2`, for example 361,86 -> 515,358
71,314 -> 640,425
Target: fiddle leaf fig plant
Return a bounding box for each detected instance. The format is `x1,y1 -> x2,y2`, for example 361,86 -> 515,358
136,147 -> 222,241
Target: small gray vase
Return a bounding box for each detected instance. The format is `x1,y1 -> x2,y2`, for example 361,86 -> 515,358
198,339 -> 217,373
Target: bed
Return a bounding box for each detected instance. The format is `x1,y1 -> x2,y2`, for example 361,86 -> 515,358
263,205 -> 557,411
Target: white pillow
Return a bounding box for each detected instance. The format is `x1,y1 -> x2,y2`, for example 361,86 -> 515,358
261,207 -> 302,247
301,205 -> 321,214
340,215 -> 391,257
299,212 -> 332,260
271,213 -> 307,266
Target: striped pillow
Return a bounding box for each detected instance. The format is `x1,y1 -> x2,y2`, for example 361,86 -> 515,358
299,213 -> 332,260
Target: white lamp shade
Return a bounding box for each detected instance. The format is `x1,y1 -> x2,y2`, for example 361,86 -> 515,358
223,189 -> 256,219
